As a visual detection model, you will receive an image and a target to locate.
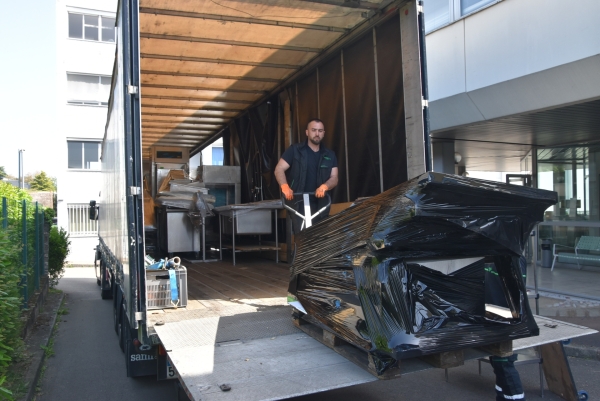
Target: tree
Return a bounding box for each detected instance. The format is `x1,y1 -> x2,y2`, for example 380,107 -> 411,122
0,166 -> 6,180
24,172 -> 36,184
29,171 -> 56,191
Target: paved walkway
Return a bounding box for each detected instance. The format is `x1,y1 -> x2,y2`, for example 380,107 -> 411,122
35,267 -> 173,401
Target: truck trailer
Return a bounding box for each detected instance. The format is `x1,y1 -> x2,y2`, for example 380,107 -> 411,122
93,2 -> 600,400
94,0 -> 436,398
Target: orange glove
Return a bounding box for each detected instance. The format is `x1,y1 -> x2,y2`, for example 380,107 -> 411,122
281,184 -> 294,200
315,184 -> 328,198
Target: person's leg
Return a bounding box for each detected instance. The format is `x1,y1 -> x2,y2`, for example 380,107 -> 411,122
519,255 -> 527,283
490,354 -> 526,400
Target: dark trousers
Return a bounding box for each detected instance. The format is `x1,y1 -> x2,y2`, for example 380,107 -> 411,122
490,354 -> 526,400
489,256 -> 528,401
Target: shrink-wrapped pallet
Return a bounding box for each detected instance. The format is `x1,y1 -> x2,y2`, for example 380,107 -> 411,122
288,172 -> 557,373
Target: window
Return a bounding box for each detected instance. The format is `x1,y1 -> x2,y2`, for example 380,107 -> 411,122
424,0 -> 498,33
67,74 -> 111,106
424,0 -> 451,32
67,204 -> 98,236
68,12 -> 115,42
460,0 -> 496,16
68,141 -> 101,169
212,147 -> 224,166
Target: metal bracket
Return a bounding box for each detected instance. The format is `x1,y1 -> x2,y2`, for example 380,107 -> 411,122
128,85 -> 138,95
422,98 -> 429,108
417,3 -> 423,13
135,312 -> 145,321
130,186 -> 141,196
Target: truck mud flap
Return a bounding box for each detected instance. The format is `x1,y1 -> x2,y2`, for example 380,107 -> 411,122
126,343 -> 158,377
123,311 -> 157,377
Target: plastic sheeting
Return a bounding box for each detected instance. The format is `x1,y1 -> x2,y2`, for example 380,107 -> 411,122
288,172 -> 557,373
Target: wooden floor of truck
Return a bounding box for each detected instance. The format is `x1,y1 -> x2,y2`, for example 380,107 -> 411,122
147,256 -> 290,330
186,257 -> 289,307
150,256 -> 379,401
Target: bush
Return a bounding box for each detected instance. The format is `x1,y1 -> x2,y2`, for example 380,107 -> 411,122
48,227 -> 70,288
43,209 -> 55,226
0,230 -> 23,400
0,181 -> 47,400
0,182 -> 31,204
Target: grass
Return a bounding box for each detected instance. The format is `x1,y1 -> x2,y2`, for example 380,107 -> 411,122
1,345 -> 30,401
3,290 -> 67,401
39,339 -> 55,359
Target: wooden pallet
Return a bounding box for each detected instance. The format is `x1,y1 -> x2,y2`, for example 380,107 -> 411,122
293,315 -> 402,380
293,314 -> 514,379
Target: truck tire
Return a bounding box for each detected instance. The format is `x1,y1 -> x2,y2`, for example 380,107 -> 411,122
122,309 -> 133,378
95,258 -> 101,286
100,261 -> 113,300
113,290 -> 120,335
119,304 -> 126,353
175,380 -> 192,401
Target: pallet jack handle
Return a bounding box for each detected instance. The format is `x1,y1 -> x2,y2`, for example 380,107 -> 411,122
282,192 -> 331,231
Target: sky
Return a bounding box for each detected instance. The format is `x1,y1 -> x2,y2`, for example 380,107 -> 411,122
0,0 -> 57,178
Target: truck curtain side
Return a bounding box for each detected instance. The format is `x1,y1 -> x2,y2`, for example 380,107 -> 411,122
96,0 -> 430,385
98,0 -> 148,377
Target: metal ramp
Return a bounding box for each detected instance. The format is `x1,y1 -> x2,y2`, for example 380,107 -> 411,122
514,316 -> 597,350
154,305 -> 376,401
155,305 -> 598,401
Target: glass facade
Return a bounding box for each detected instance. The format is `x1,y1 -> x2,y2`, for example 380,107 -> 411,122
424,0 -> 498,33
424,0 -> 451,32
460,0 -> 495,16
535,146 -> 600,299
212,147 -> 224,166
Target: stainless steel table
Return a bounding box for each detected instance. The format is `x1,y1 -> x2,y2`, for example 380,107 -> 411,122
214,200 -> 284,265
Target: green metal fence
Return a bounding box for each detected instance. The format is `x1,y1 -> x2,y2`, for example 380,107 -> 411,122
1,197 -> 45,309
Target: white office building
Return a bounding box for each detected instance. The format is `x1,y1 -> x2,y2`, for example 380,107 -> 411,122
56,0 -> 117,264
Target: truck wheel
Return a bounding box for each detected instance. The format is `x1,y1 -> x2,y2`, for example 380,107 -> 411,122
118,305 -> 126,353
122,309 -> 132,377
175,380 -> 192,401
95,260 -> 101,286
100,262 -> 113,300
113,292 -> 120,335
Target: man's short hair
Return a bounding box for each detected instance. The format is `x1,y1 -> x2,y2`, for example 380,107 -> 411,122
306,118 -> 325,130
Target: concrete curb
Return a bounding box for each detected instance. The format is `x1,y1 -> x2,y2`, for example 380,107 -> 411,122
564,344 -> 600,361
18,291 -> 65,401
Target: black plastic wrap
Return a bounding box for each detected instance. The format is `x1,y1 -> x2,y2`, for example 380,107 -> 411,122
289,172 -> 557,373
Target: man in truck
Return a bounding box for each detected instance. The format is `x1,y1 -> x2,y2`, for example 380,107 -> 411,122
274,118 -> 338,233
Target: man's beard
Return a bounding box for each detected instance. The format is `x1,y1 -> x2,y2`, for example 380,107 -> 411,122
309,137 -> 321,146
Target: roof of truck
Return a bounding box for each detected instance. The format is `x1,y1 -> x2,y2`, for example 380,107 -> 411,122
137,0 -> 399,158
